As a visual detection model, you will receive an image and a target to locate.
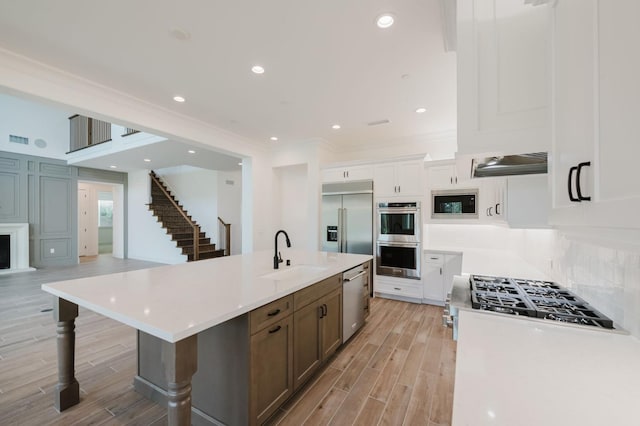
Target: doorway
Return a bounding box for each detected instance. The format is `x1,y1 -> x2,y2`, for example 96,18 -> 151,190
78,181 -> 125,261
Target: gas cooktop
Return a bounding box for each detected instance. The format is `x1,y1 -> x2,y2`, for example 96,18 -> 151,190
469,275 -> 614,329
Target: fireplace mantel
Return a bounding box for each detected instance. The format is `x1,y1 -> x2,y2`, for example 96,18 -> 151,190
0,223 -> 35,275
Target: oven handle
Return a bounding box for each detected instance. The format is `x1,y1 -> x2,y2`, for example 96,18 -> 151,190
377,208 -> 420,214
377,241 -> 420,248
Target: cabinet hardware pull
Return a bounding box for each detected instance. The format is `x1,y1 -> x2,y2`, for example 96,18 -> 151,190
576,161 -> 591,201
450,177 -> 453,184
268,325 -> 282,334
455,176 -> 458,184
398,185 -> 400,192
267,308 -> 281,317
495,203 -> 500,215
568,166 -> 580,202
318,306 -> 324,318
488,206 -> 493,216
394,287 -> 401,290
430,257 -> 438,260
440,267 -> 442,275
323,304 -> 327,316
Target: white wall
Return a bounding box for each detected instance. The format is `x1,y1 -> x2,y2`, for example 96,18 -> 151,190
155,166 -> 218,243
0,93 -> 70,159
127,169 -> 186,264
218,170 -> 242,255
273,164 -> 312,250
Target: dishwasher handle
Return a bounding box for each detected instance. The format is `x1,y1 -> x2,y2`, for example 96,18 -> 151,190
344,270 -> 367,282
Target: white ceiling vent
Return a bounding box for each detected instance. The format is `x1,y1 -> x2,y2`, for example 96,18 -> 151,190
367,119 -> 390,126
9,134 -> 29,144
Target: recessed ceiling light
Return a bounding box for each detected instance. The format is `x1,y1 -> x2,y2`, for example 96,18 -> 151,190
109,165 -> 117,169
251,65 -> 265,74
332,124 -> 341,130
188,150 -> 196,154
169,28 -> 191,41
415,107 -> 427,114
270,136 -> 278,141
143,158 -> 151,162
376,14 -> 395,29
173,96 -> 186,103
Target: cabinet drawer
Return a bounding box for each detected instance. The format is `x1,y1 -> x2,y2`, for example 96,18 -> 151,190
375,282 -> 423,299
424,253 -> 444,263
250,295 -> 293,335
294,274 -> 342,311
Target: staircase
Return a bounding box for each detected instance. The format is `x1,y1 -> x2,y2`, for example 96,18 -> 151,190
148,171 -> 225,261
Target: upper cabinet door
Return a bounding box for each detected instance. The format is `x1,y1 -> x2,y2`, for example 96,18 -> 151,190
457,0 -> 550,155
550,0 -> 596,213
321,165 -> 374,183
549,0 -> 640,230
597,0 -> 640,204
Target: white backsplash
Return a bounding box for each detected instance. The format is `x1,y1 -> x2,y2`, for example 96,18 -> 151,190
549,232 -> 640,337
425,224 -> 640,337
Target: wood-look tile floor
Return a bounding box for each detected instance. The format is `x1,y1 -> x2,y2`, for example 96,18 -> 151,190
0,257 -> 455,425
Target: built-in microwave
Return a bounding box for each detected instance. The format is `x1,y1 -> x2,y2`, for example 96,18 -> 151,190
431,189 -> 479,219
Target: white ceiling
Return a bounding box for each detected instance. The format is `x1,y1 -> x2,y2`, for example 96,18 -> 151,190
0,0 -> 456,153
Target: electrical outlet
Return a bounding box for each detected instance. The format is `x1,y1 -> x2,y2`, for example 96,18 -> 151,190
50,248 -> 55,254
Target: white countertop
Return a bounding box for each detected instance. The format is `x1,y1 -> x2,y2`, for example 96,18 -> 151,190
42,249 -> 371,343
453,309 -> 640,426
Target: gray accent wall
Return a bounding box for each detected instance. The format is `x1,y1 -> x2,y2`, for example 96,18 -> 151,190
0,151 -> 127,267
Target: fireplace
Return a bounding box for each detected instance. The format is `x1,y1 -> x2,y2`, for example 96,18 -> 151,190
0,234 -> 9,269
0,223 -> 33,274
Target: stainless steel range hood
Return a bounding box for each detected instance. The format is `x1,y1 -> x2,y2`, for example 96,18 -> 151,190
471,152 -> 547,178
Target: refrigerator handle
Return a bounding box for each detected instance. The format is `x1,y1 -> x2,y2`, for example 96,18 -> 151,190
337,208 -> 343,252
343,208 -> 348,253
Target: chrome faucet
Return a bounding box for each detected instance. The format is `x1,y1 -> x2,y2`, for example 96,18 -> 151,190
273,230 -> 291,269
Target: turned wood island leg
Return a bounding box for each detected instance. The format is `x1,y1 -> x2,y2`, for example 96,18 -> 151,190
53,297 -> 80,412
161,335 -> 198,426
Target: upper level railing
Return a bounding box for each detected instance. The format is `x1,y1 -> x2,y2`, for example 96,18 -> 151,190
122,128 -> 140,137
68,115 -> 112,153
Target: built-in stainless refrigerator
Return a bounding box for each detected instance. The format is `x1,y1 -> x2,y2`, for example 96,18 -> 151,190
321,181 -> 373,255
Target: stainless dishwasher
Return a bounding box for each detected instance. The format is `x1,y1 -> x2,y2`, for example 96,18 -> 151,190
343,264 -> 368,342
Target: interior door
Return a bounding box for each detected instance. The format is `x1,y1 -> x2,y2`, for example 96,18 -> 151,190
321,195 -> 341,252
342,193 -> 372,255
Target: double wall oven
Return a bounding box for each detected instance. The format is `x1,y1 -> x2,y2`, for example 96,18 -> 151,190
376,202 -> 421,280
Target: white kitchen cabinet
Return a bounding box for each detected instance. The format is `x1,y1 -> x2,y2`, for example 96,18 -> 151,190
374,275 -> 423,303
321,165 -> 373,183
457,0 -> 550,156
479,178 -> 506,223
550,0 -> 640,229
506,175 -> 549,228
427,164 -> 460,189
374,161 -> 424,198
422,252 -> 462,306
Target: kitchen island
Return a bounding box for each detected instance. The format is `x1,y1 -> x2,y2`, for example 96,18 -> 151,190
42,249 -> 372,426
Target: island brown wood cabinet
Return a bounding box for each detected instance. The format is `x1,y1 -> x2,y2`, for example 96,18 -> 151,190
293,274 -> 343,390
135,271 -> 347,426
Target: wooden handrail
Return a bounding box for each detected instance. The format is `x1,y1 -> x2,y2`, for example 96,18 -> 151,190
217,217 -> 231,256
150,172 -> 200,260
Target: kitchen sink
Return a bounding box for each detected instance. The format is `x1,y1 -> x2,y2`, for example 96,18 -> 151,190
260,265 -> 328,281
